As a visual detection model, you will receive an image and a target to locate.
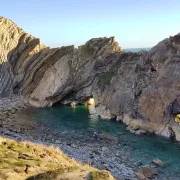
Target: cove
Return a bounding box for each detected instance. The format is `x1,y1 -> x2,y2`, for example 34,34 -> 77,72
15,104 -> 180,179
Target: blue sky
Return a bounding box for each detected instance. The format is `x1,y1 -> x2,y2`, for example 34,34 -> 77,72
1,0 -> 180,48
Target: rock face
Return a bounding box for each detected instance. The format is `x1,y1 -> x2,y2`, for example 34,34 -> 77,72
0,17 -> 24,63
0,17 -> 45,96
0,17 -> 180,140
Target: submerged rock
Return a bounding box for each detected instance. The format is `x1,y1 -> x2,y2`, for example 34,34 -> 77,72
152,159 -> 165,167
137,167 -> 158,180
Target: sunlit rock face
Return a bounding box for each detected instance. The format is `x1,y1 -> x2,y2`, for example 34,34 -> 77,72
0,17 -> 45,96
1,16 -> 180,140
0,17 -> 24,63
0,17 -> 45,63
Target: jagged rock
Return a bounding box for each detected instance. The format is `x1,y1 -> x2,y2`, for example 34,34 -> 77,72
1,16 -> 180,140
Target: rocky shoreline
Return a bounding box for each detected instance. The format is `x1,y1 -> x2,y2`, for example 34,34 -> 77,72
0,125 -> 164,180
0,96 -> 24,110
0,98 -> 176,180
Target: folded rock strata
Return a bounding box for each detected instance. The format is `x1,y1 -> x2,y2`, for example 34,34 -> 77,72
1,17 -> 180,140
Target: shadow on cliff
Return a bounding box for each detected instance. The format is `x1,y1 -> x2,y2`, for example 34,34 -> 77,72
0,61 -> 14,97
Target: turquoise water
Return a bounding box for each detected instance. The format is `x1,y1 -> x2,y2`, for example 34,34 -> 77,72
18,105 -> 180,178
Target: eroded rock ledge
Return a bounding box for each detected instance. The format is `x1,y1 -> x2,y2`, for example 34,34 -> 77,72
1,17 -> 180,140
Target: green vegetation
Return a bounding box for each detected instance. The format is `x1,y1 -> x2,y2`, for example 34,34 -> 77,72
80,44 -> 94,59
90,170 -> 115,180
97,72 -> 114,88
0,137 -> 114,180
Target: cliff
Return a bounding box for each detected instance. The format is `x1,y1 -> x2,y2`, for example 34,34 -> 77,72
1,17 -> 180,140
0,17 -> 45,96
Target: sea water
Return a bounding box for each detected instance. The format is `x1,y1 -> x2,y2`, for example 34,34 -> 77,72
17,104 -> 180,178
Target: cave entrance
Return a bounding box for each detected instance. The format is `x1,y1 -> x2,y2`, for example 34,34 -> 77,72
86,98 -> 95,105
85,97 -> 97,115
53,92 -> 96,108
71,97 -> 95,107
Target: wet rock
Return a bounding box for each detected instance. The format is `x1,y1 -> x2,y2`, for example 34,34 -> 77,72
136,161 -> 143,166
137,166 -> 158,180
134,130 -> 147,135
152,159 -> 165,167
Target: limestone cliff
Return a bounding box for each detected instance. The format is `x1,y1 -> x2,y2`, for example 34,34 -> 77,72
0,17 -> 45,63
0,17 -> 45,96
1,17 -> 180,140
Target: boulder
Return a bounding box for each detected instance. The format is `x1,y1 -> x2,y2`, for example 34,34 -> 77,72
137,167 -> 158,180
152,159 -> 165,167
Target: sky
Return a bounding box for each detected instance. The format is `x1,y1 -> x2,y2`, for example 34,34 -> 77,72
1,0 -> 180,48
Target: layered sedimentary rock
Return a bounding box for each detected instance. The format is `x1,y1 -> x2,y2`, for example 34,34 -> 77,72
1,17 -> 180,140
0,16 -> 45,96
0,17 -> 24,63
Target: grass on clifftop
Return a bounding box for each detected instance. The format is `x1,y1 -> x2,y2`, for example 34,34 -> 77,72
0,137 -> 114,180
